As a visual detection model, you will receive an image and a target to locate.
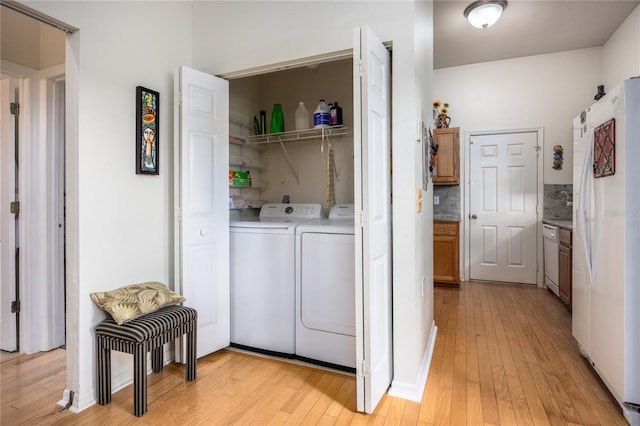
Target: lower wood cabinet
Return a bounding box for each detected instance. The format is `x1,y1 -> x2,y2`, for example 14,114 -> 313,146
558,229 -> 572,307
434,221 -> 460,288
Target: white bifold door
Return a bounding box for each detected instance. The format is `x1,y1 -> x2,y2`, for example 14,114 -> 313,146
175,25 -> 392,414
353,26 -> 392,414
174,66 -> 230,359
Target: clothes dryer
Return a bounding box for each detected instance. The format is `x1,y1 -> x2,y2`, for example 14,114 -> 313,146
230,203 -> 321,357
295,204 -> 356,370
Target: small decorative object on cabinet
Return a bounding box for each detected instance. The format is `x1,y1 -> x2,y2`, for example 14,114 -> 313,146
558,228 -> 572,307
433,221 -> 460,288
433,127 -> 460,185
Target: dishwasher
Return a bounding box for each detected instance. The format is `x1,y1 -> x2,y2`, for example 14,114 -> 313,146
543,224 -> 560,296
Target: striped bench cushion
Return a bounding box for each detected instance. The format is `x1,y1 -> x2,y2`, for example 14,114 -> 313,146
95,305 -> 197,343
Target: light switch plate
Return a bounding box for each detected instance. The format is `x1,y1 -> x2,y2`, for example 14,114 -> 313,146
433,195 -> 440,205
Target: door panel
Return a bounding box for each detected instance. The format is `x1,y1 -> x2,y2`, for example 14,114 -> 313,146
175,66 -> 229,358
354,26 -> 392,414
1,78 -> 18,352
470,132 -> 538,284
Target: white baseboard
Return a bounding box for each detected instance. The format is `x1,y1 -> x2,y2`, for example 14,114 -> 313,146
388,321 -> 438,402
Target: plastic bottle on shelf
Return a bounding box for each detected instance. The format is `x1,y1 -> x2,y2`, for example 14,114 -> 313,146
270,104 -> 284,133
313,99 -> 330,128
330,101 -> 343,126
259,110 -> 267,135
295,102 -> 310,130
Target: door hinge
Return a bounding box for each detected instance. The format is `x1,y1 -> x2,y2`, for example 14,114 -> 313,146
357,359 -> 368,377
11,300 -> 20,314
10,102 -> 19,115
10,201 -> 20,215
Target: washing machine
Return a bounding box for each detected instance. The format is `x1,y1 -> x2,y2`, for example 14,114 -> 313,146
295,204 -> 356,370
230,203 -> 321,357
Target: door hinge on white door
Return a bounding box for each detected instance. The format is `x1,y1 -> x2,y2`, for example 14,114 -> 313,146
10,201 -> 19,215
11,300 -> 19,313
357,359 -> 368,378
358,60 -> 366,78
10,102 -> 19,115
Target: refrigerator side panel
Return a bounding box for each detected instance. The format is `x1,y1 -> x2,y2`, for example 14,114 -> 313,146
623,78 -> 640,405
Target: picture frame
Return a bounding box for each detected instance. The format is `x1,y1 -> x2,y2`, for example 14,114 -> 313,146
136,86 -> 159,175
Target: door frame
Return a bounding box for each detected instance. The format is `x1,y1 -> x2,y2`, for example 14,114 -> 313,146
463,127 -> 544,287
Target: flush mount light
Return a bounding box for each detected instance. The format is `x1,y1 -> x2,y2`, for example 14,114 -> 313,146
463,0 -> 508,29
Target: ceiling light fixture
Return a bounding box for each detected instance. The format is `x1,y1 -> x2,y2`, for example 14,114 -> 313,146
463,0 -> 508,29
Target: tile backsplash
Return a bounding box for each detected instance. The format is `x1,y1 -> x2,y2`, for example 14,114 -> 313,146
543,184 -> 573,220
433,185 -> 461,221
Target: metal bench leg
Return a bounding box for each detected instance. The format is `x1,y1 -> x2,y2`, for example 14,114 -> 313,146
186,325 -> 197,381
151,346 -> 163,373
96,336 -> 112,405
133,343 -> 147,417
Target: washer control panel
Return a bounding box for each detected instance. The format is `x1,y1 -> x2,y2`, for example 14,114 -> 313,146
260,203 -> 322,220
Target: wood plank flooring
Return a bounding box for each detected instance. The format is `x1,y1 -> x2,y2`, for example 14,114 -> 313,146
1,281 -> 626,425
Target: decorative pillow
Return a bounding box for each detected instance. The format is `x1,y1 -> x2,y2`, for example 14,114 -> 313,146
90,282 -> 186,325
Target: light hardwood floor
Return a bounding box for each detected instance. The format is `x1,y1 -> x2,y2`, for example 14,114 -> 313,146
1,281 -> 626,425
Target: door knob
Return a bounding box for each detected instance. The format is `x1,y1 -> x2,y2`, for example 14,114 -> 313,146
471,214 -> 478,219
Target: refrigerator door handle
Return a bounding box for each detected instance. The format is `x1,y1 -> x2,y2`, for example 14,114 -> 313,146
579,131 -> 595,286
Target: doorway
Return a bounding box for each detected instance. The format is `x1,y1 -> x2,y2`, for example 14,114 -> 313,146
466,129 -> 543,285
0,5 -> 67,355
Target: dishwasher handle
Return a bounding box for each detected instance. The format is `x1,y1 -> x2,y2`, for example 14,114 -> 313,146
542,224 -> 559,241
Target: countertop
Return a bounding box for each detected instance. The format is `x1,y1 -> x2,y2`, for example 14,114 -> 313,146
542,218 -> 573,230
433,214 -> 461,222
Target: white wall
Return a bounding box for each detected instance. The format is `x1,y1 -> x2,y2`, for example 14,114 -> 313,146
601,4 -> 640,91
434,48 -> 602,185
0,6 -> 64,70
193,0 -> 436,399
24,0 -> 193,411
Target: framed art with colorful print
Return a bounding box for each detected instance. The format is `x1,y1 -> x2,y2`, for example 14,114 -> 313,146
136,86 -> 159,175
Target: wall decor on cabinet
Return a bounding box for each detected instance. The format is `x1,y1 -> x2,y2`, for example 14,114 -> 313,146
136,86 -> 159,175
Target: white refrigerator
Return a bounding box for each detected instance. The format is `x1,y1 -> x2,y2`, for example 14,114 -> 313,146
572,77 -> 640,424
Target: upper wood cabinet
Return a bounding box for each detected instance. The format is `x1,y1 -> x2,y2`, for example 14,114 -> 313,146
433,127 -> 460,185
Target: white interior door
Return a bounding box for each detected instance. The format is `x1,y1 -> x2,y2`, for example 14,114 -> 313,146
353,26 -> 392,414
469,132 -> 539,284
175,66 -> 230,358
1,78 -> 18,352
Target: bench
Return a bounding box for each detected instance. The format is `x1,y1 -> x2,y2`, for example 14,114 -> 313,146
95,305 -> 197,416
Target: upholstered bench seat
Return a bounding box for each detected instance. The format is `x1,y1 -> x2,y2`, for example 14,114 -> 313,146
95,305 -> 197,416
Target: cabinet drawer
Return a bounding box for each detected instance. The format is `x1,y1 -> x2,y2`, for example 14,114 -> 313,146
559,229 -> 572,246
434,221 -> 458,236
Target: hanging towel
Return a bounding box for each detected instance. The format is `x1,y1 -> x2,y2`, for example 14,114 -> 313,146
324,146 -> 336,209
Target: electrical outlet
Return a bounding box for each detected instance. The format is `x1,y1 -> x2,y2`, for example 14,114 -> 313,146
433,195 -> 440,205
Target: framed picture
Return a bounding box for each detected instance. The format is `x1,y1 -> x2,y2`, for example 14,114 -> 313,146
593,118 -> 615,178
136,86 -> 159,175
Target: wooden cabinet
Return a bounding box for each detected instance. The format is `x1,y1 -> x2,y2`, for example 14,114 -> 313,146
433,127 -> 460,185
558,229 -> 572,307
434,221 -> 460,287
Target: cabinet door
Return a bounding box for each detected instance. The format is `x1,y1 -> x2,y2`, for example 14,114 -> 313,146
559,243 -> 572,306
433,222 -> 460,286
433,127 -> 460,185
